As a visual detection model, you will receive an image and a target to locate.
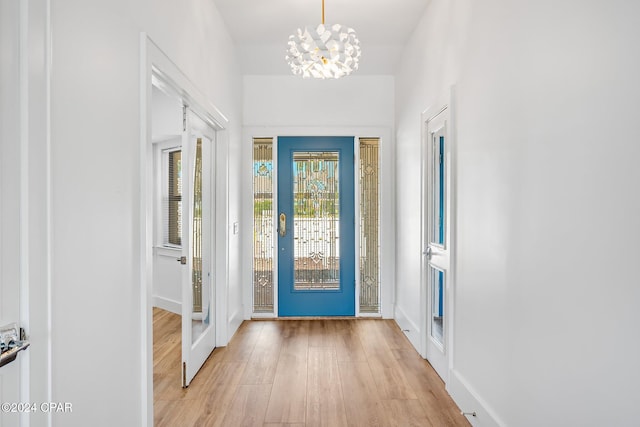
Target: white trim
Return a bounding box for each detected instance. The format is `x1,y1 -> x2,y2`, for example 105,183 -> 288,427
449,369 -> 506,427
228,308 -> 244,340
150,66 -> 228,128
394,304 -> 421,352
44,0 -> 54,421
379,126 -> 395,319
152,134 -> 181,145
19,4 -> 31,422
251,313 -> 278,319
214,127 -> 230,346
154,246 -> 181,257
272,136 -> 280,318
354,137 -> 361,317
139,33 -> 153,427
242,126 -> 395,319
152,296 -> 181,315
448,85 -> 459,378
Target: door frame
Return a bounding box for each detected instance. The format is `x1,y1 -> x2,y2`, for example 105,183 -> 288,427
420,86 -> 458,385
242,127 -> 395,319
140,35 -> 230,426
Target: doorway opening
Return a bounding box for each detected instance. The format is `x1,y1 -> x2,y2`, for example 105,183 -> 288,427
142,38 -> 230,425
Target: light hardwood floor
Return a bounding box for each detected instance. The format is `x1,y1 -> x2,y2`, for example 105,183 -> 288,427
153,308 -> 470,427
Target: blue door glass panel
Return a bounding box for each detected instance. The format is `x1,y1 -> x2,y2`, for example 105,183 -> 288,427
430,266 -> 444,345
431,133 -> 445,246
438,136 -> 445,244
437,270 -> 444,317
278,136 -> 355,316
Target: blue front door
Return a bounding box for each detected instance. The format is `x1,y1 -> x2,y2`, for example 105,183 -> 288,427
277,136 -> 355,316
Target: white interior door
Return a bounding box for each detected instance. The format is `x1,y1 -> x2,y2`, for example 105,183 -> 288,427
0,183 -> 21,427
423,106 -> 451,382
1,0 -> 23,423
181,107 -> 216,387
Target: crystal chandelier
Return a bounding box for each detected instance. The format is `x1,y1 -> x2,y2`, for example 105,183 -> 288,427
286,0 -> 361,79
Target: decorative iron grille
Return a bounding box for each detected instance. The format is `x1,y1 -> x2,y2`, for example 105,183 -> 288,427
359,138 -> 380,313
192,138 -> 203,312
253,138 -> 274,312
292,152 -> 341,290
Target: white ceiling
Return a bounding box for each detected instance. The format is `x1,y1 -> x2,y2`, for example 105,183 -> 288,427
213,0 -> 429,75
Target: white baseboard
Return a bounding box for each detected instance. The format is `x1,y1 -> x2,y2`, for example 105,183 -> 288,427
227,307 -> 244,345
448,369 -> 506,427
393,304 -> 422,355
152,296 -> 181,315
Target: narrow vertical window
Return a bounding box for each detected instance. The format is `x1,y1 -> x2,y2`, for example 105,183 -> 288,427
431,133 -> 445,246
192,139 -> 203,313
253,138 -> 274,313
359,138 -> 380,313
166,149 -> 182,247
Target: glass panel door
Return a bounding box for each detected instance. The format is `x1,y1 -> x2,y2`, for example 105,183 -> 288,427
423,107 -> 451,383
278,137 -> 355,316
181,108 -> 215,387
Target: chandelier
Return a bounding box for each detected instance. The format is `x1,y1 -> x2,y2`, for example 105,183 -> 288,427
286,0 -> 361,79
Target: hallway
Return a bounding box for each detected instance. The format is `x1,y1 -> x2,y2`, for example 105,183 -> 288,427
153,308 -> 470,426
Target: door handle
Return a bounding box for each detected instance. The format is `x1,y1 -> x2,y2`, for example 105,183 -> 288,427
423,246 -> 432,258
1,323 -> 30,369
279,213 -> 286,237
176,256 -> 187,265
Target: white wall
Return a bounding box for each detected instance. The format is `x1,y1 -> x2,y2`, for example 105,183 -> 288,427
244,75 -> 395,128
151,86 -> 182,140
242,75 -> 396,318
49,1 -> 242,426
395,0 -> 640,426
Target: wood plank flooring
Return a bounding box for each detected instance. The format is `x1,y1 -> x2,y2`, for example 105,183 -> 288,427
153,308 -> 470,427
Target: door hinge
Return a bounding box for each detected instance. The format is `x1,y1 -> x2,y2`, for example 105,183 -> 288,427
182,105 -> 187,132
